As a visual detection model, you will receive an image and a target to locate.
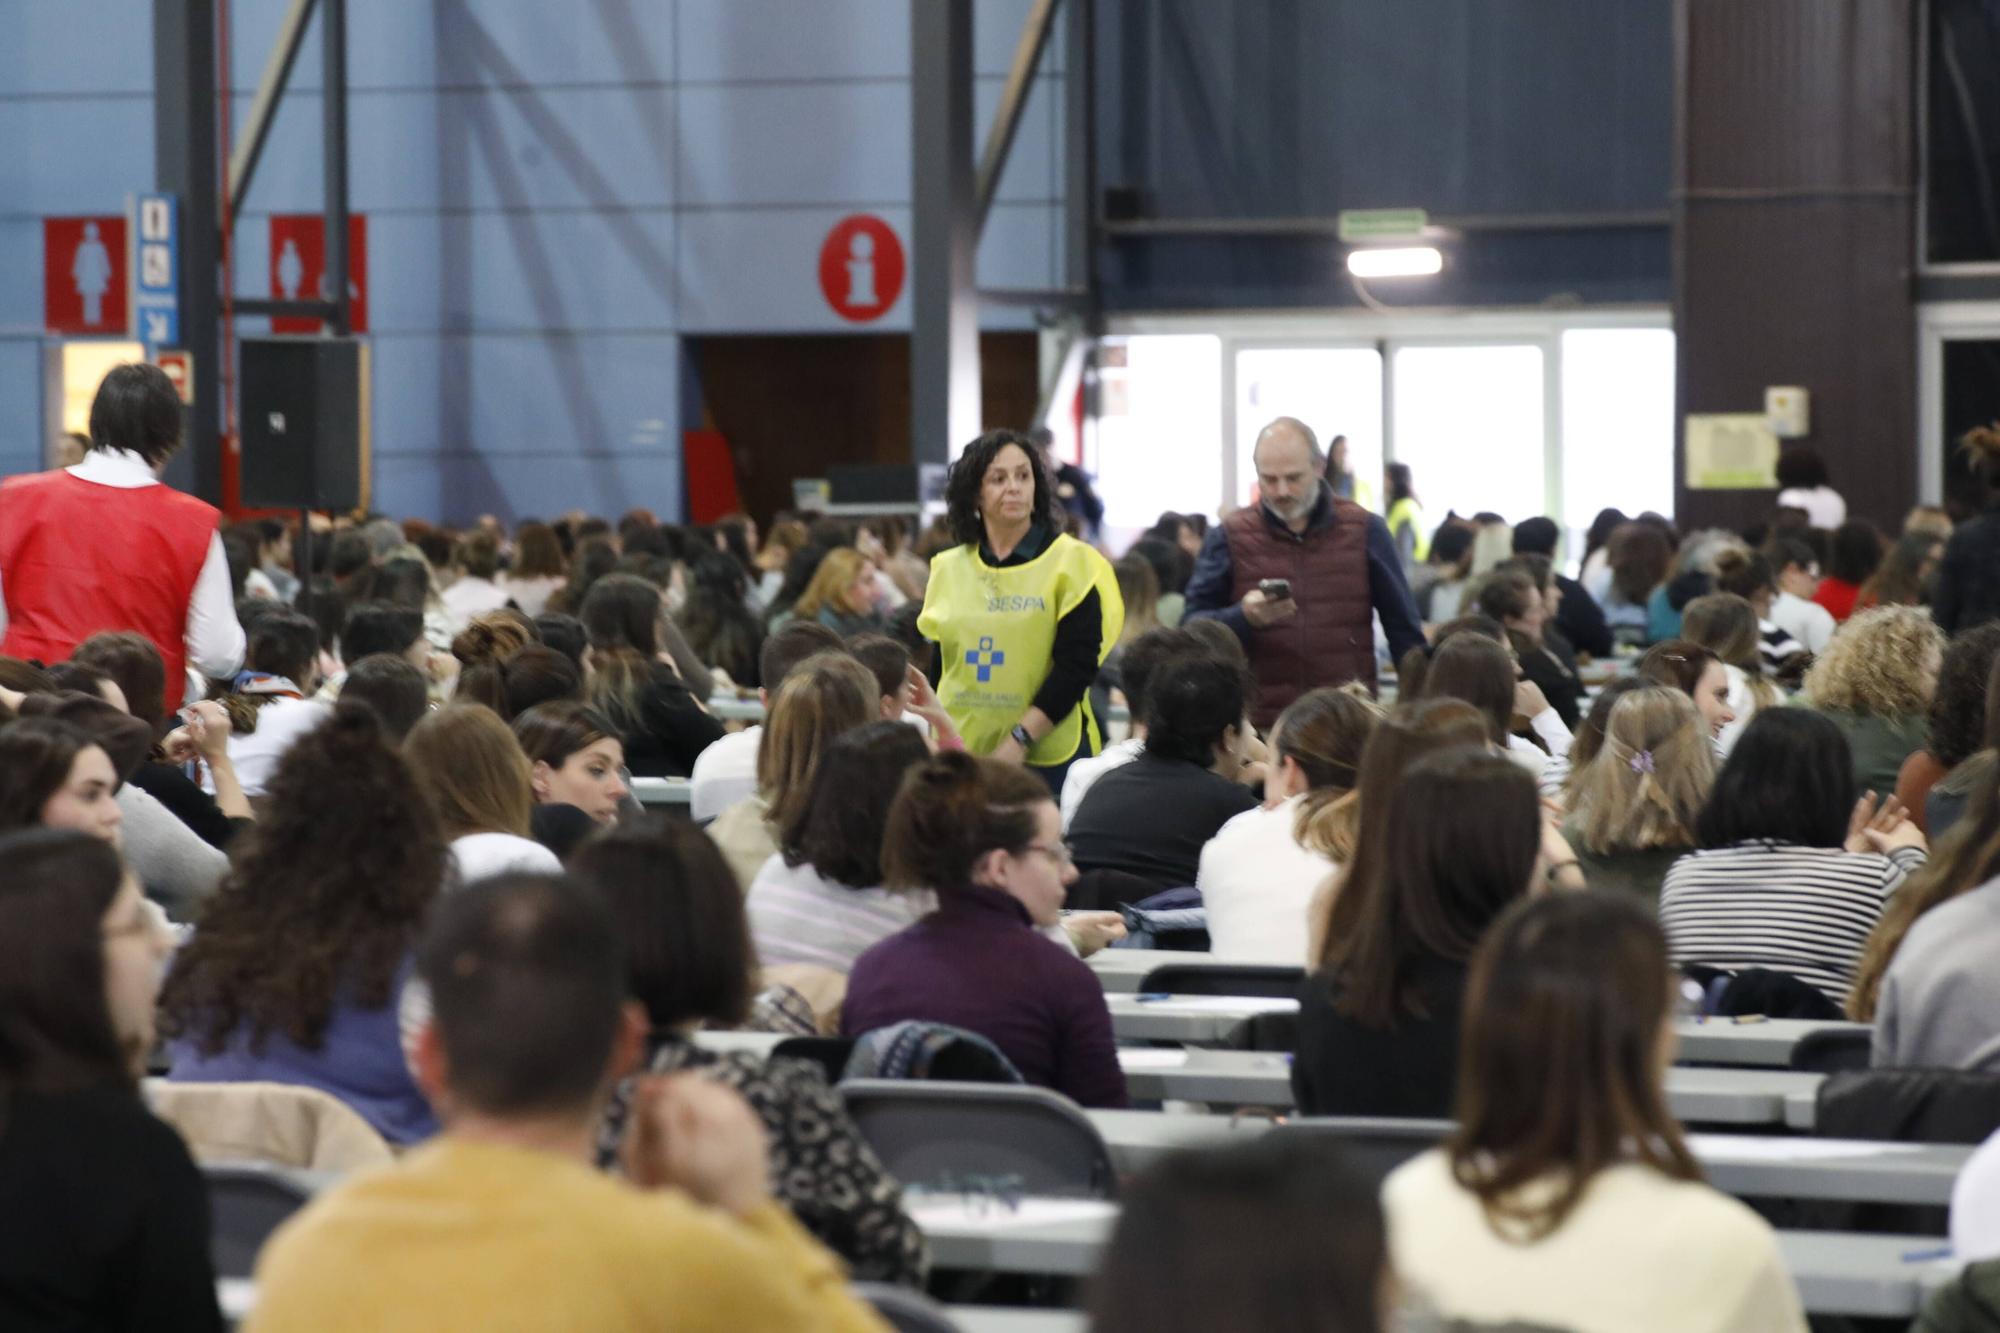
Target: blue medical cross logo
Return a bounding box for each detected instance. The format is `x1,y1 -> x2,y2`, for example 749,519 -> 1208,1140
966,636 -> 1005,682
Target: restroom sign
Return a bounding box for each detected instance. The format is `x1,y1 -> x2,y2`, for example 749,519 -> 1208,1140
817,214 -> 904,323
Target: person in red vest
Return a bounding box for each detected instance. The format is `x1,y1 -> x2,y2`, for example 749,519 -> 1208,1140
1184,417 -> 1426,731
0,363 -> 244,717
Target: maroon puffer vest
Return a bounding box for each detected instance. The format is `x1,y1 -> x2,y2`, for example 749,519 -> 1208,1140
1223,494 -> 1376,730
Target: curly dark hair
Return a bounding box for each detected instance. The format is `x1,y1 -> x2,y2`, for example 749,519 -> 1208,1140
160,702 -> 449,1056
944,429 -> 1064,548
1929,623 -> 2000,768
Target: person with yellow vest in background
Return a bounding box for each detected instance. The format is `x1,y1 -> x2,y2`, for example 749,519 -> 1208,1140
1385,461 -> 1430,577
920,430 -> 1123,794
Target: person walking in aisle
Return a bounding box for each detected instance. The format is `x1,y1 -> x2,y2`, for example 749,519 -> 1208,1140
1185,418 -> 1424,730
918,430 -> 1123,793
0,364 -> 243,712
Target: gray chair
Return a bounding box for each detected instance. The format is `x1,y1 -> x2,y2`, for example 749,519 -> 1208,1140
841,1079 -> 1119,1198
204,1162 -> 320,1279
1268,1117 -> 1453,1188
853,1283 -> 964,1333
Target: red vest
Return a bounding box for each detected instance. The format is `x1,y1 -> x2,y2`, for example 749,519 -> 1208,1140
0,471 -> 219,713
1223,494 -> 1376,730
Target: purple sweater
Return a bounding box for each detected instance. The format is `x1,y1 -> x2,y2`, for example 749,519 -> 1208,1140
842,885 -> 1129,1109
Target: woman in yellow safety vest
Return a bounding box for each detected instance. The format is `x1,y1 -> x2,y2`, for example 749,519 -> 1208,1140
918,430 -> 1124,793
1385,462 -> 1430,577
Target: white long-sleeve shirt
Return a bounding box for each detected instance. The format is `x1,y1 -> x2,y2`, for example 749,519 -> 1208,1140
0,449 -> 246,686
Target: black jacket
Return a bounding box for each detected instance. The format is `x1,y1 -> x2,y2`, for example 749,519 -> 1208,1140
1553,573 -> 1613,658
1935,506 -> 2000,635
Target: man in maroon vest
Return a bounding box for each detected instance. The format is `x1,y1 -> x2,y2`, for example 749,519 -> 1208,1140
0,363 -> 244,717
1185,417 -> 1425,730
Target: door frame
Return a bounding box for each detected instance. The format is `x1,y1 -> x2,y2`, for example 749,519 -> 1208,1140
1917,300 -> 2000,504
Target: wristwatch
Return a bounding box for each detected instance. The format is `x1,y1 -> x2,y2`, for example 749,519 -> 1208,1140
1009,723 -> 1034,751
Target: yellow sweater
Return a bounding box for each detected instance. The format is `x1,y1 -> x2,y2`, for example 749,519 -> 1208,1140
245,1138 -> 889,1333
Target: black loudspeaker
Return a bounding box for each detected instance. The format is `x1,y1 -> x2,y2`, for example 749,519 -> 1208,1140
827,462 -> 948,507
238,338 -> 370,510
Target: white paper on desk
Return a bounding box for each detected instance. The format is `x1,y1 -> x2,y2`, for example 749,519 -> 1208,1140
1117,1049 -> 1192,1069
1688,1134 -> 1927,1161
909,1198 -> 1120,1232
1121,997 -> 1300,1014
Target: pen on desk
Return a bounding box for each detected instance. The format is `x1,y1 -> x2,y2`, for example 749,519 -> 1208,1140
1731,1014 -> 1768,1025
1903,1246 -> 1953,1263
1133,992 -> 1173,1003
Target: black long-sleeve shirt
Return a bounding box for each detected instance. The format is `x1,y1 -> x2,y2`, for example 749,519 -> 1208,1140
0,1086 -> 224,1332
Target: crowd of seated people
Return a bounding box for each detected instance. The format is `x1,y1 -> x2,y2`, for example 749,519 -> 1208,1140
15,430 -> 2000,1332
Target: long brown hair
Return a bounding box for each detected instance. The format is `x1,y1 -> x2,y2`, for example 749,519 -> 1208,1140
1418,633 -> 1516,746
1310,700 -> 1492,966
580,573 -> 665,737
756,651 -> 878,833
0,830 -> 131,1123
1323,747 -> 1540,1029
161,705 -> 448,1053
1448,891 -> 1700,1241
1272,687 -> 1380,861
511,521 -> 565,579
1850,656 -> 2000,1019
404,703 -> 536,840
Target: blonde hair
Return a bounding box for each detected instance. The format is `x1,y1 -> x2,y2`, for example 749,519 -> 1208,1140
1679,593 -> 1779,711
1568,686 -> 1714,856
1467,523 -> 1514,579
403,703 -> 535,840
793,548 -> 869,620
756,651 -> 878,832
1803,605 -> 1945,719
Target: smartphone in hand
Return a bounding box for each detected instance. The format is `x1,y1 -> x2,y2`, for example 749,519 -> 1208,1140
1257,578 -> 1293,601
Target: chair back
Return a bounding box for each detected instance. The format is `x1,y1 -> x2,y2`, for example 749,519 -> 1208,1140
772,1035 -> 857,1086
843,1022 -> 1024,1084
1815,1068 -> 2000,1145
1137,963 -> 1304,999
1790,1026 -> 1873,1074
204,1163 -> 320,1279
146,1079 -> 394,1172
853,1283 -> 964,1333
841,1079 -> 1118,1198
1268,1116 -> 1453,1187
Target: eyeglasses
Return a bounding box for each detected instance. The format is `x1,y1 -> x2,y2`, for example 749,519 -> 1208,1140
1020,841 -> 1075,869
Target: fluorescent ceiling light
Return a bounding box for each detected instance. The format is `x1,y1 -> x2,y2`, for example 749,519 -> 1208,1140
1347,246 -> 1443,278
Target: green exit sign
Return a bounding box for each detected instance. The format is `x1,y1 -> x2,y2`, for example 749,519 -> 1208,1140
1337,209 -> 1428,242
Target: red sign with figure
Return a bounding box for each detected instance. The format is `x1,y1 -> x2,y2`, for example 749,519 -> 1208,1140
269,214 -> 369,333
818,214 -> 904,323
44,215 -> 129,335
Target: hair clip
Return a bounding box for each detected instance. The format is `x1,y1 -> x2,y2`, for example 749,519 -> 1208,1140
1628,749 -> 1656,776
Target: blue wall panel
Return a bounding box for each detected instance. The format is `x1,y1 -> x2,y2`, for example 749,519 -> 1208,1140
2,0 -> 1072,518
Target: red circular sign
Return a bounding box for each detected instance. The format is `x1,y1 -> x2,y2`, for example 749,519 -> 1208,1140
818,214 -> 905,322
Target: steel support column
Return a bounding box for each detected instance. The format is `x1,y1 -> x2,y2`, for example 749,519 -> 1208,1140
154,0 -> 222,502
910,0 -> 981,464
322,0 -> 351,336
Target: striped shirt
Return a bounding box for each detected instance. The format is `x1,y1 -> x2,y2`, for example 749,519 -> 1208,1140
745,855 -> 935,974
1760,618 -> 1807,676
1658,840 -> 1926,1006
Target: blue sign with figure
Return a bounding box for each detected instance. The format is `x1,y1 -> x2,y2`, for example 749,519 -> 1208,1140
130,192 -> 179,348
